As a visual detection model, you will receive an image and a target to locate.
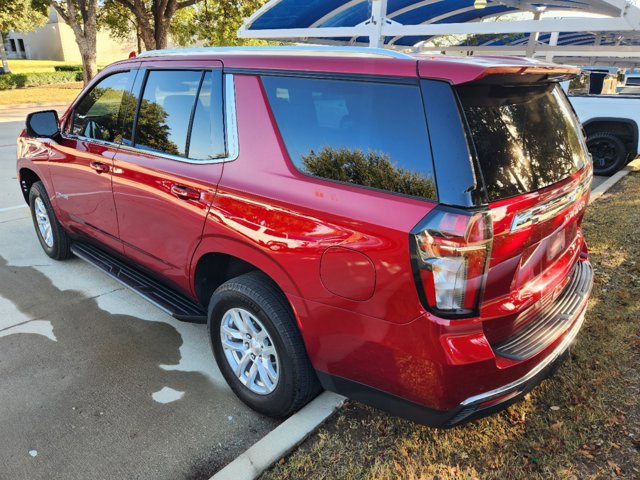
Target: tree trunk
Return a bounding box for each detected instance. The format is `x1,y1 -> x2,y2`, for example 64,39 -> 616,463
152,2 -> 171,50
119,0 -> 199,51
154,19 -> 169,50
80,50 -> 98,84
135,21 -> 142,52
0,33 -> 11,75
138,23 -> 156,51
52,0 -> 98,85
79,23 -> 98,85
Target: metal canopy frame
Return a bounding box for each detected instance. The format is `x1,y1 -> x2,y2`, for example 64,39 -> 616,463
238,0 -> 640,64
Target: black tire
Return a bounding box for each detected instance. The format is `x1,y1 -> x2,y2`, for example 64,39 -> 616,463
28,181 -> 72,260
587,132 -> 628,176
208,271 -> 320,417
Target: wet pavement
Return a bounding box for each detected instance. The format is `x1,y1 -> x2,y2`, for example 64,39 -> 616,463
0,112 -> 278,480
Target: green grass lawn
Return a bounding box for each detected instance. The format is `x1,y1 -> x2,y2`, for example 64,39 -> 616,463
1,61 -> 86,106
5,60 -> 81,74
0,82 -> 82,106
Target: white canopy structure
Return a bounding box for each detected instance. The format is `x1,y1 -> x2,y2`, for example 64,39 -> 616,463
238,0 -> 640,66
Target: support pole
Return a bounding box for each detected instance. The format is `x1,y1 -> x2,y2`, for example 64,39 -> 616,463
369,0 -> 388,48
546,31 -> 559,62
526,11 -> 542,57
590,33 -> 603,65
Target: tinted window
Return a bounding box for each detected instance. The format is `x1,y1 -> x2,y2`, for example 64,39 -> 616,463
188,70 -> 226,160
135,70 -> 202,157
458,83 -> 587,201
262,76 -> 436,200
71,71 -> 130,142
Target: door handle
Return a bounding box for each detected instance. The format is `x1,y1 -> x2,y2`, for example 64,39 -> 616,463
171,184 -> 201,201
90,161 -> 110,174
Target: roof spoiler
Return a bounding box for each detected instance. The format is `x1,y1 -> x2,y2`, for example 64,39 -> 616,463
472,65 -> 580,84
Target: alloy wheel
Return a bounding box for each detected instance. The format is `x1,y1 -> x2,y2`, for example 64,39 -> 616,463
220,307 -> 280,395
34,197 -> 54,248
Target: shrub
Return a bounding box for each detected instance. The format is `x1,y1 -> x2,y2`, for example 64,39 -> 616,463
54,65 -> 83,72
0,71 -> 81,90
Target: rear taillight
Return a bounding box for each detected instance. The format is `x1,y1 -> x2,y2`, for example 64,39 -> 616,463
410,206 -> 493,318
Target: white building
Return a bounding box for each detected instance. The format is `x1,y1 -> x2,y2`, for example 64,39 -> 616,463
3,8 -> 136,64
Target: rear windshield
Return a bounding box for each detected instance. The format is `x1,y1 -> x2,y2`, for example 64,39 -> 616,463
457,83 -> 587,201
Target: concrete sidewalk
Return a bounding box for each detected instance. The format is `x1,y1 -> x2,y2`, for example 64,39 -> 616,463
0,104 -> 69,123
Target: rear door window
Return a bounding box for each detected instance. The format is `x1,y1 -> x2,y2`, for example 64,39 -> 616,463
188,71 -> 226,160
262,76 -> 437,200
132,69 -> 226,160
135,70 -> 202,157
458,83 -> 588,201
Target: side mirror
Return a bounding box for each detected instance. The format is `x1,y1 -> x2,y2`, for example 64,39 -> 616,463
26,110 -> 61,139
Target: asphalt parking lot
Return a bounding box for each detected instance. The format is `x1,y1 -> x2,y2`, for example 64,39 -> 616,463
0,113 -> 279,479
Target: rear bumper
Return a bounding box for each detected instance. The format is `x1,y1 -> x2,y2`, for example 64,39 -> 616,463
315,260 -> 592,427
318,309 -> 584,427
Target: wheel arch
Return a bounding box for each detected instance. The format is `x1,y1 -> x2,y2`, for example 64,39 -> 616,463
583,117 -> 639,157
18,167 -> 43,203
190,238 -> 303,312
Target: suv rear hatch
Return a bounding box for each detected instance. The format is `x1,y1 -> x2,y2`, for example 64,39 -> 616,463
457,74 -> 592,360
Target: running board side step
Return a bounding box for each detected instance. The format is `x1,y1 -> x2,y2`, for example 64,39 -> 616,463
71,242 -> 207,323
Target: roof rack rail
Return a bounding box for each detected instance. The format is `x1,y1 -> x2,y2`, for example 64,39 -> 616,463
136,46 -> 414,60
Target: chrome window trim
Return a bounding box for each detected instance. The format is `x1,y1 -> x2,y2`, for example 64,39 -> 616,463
62,135 -> 121,149
66,74 -> 239,165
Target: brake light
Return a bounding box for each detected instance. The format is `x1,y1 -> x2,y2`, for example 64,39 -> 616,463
410,206 -> 493,318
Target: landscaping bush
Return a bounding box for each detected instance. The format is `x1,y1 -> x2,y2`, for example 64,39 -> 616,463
53,65 -> 83,72
0,71 -> 82,90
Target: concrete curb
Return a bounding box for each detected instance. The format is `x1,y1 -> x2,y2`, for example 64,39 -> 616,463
589,158 -> 640,204
212,392 -> 345,480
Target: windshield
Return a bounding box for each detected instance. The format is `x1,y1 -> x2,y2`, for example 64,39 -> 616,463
457,83 -> 588,201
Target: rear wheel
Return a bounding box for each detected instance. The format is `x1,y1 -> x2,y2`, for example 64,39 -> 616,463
208,271 -> 320,417
29,182 -> 72,260
587,132 -> 628,176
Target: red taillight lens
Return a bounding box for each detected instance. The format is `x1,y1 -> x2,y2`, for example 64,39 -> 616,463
410,206 -> 493,318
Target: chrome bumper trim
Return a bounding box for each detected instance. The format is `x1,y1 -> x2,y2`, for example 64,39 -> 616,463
461,300 -> 588,407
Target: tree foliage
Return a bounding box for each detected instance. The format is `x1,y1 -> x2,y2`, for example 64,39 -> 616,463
173,0 -> 269,47
100,1 -> 136,46
0,0 -> 48,73
103,0 -> 201,51
302,147 -> 437,200
103,0 -> 269,48
0,0 -> 48,31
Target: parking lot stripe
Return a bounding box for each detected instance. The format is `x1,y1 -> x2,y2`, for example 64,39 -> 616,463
211,392 -> 345,480
0,205 -> 28,213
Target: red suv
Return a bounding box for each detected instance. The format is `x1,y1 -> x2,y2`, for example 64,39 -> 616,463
17,47 -> 593,427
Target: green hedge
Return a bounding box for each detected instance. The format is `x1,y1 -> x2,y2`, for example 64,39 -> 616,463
0,71 -> 83,90
54,65 -> 83,72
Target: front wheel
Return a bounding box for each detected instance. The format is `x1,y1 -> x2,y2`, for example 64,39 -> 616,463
587,132 -> 628,176
208,271 -> 320,417
29,181 -> 72,260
